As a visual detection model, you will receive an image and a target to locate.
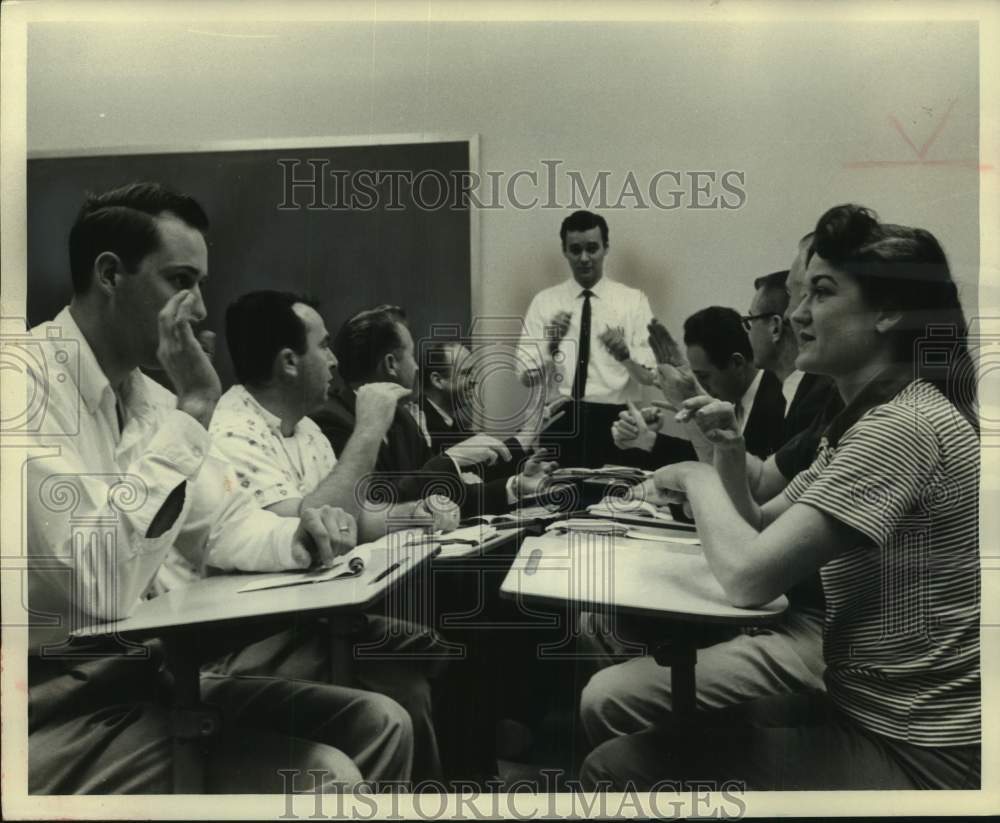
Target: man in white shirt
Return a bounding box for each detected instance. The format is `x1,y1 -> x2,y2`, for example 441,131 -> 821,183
210,291 -> 457,531
208,290 -> 458,781
518,210 -> 657,467
25,183 -> 412,793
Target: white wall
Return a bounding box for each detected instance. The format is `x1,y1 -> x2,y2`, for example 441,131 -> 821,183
27,19 -> 983,419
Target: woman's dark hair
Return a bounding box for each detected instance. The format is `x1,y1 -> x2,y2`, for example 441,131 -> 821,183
809,204 -> 977,430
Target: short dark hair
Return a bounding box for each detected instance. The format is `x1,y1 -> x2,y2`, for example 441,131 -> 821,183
683,306 -> 752,369
752,270 -> 790,315
226,291 -> 319,386
420,338 -> 465,389
560,210 -> 609,249
333,304 -> 408,384
69,182 -> 209,294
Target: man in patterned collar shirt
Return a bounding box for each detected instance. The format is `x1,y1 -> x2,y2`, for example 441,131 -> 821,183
208,289 -> 455,782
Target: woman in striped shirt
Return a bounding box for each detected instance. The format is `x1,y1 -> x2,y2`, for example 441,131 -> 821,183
581,204 -> 980,790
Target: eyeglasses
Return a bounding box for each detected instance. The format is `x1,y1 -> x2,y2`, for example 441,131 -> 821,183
740,313 -> 780,332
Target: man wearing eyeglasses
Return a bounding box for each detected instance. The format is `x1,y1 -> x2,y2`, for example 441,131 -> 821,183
682,306 -> 785,460
744,270 -> 835,444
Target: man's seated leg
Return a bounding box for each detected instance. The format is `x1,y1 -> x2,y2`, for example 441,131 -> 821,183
205,616 -> 441,782
580,608 -> 825,749
580,690 -> 975,791
348,615 -> 446,783
201,672 -> 412,786
29,665 -> 368,794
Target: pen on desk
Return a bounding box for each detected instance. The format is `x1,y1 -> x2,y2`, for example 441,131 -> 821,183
369,556 -> 411,584
490,520 -> 529,531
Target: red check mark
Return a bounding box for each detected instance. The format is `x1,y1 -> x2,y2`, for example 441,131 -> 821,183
888,98 -> 958,160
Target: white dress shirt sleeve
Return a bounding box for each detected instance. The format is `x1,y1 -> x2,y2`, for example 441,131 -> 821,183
517,293 -> 551,378
175,447 -> 307,574
26,408 -> 210,628
627,291 -> 657,371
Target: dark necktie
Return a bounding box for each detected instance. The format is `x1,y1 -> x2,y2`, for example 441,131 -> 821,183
572,289 -> 593,400
115,395 -> 125,435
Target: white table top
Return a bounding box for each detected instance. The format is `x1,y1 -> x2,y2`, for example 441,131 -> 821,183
501,533 -> 787,625
73,541 -> 439,639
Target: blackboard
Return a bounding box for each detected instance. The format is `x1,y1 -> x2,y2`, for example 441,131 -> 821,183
27,139 -> 473,389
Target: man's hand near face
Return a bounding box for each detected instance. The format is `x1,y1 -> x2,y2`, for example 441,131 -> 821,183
355,382 -> 412,440
159,290 -> 222,428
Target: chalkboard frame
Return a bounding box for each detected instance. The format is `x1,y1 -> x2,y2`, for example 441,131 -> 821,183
27,133 -> 481,390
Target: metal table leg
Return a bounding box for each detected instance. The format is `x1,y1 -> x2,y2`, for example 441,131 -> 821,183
162,635 -> 220,793
653,627 -> 698,722
326,613 -> 368,686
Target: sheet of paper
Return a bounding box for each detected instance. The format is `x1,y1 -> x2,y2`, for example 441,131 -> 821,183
237,546 -> 373,593
624,529 -> 701,545
588,500 -> 675,521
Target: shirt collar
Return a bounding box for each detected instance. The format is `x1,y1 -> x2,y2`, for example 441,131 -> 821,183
823,366 -> 914,448
426,397 -> 454,428
564,274 -> 610,300
52,306 -> 151,417
234,384 -> 288,435
736,368 -> 764,429
781,369 -> 806,413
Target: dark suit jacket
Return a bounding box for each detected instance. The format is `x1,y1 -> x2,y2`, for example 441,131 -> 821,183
421,397 -> 499,471
311,386 -> 525,516
742,369 -> 787,460
774,375 -> 843,480
772,372 -> 842,615
614,431 -> 696,472
420,397 -> 462,458
783,372 -> 836,444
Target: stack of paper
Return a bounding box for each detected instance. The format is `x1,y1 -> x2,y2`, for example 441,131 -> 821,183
587,498 -> 676,522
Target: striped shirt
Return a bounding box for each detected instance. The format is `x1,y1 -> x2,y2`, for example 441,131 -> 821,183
784,379 -> 980,746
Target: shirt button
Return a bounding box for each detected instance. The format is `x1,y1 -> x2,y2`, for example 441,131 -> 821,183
192,445 -> 203,457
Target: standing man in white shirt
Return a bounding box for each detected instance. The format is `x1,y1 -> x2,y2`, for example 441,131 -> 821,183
25,183 -> 412,793
518,210 -> 657,467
